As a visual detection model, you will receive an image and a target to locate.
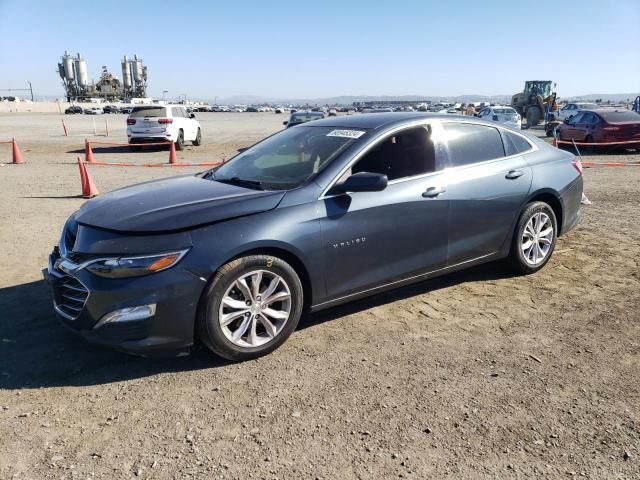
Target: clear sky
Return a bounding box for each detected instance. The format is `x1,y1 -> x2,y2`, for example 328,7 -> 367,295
1,0 -> 638,100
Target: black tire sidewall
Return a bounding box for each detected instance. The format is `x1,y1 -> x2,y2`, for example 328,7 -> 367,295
510,202 -> 558,274
193,128 -> 201,146
176,130 -> 184,150
199,255 -> 304,361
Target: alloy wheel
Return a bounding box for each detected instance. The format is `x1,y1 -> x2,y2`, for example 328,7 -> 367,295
521,212 -> 554,266
218,270 -> 292,348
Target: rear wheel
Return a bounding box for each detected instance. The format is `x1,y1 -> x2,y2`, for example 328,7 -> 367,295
175,129 -> 185,151
526,107 -> 541,129
584,135 -> 597,154
508,202 -> 557,274
197,255 -> 304,361
193,128 -> 202,146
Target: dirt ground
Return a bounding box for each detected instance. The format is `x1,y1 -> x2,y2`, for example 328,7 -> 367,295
0,112 -> 638,479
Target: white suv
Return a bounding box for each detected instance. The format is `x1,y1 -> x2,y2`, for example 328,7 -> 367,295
127,105 -> 202,150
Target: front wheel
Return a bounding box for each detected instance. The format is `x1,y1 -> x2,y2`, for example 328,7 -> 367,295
526,107 -> 541,129
508,202 -> 557,274
197,255 -> 304,361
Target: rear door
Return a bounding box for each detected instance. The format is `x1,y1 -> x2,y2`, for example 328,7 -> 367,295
172,107 -> 189,140
129,106 -> 168,135
439,122 -> 533,265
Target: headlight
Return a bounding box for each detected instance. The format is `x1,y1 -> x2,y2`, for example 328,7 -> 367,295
85,250 -> 189,278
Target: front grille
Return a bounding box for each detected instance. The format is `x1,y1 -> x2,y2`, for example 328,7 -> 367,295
54,273 -> 89,320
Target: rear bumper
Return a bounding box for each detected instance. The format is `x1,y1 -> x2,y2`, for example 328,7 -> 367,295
128,133 -> 173,143
42,249 -> 205,357
559,175 -> 583,236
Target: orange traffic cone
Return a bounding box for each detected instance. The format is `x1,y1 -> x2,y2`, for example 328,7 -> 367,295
85,138 -> 96,163
77,157 -> 99,198
169,141 -> 177,164
12,138 -> 24,164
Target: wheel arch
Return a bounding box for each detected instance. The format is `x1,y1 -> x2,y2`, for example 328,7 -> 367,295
525,189 -> 564,235
500,188 -> 564,256
200,243 -> 314,312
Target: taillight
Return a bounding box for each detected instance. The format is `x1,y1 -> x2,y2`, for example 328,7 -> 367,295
571,158 -> 583,175
127,118 -> 136,125
158,118 -> 173,124
602,126 -> 620,131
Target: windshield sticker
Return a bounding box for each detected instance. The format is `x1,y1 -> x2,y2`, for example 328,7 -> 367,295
326,129 -> 366,139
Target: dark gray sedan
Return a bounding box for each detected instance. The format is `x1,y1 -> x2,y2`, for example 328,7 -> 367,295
44,113 -> 583,360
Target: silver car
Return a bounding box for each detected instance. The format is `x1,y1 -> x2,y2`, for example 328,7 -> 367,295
477,105 -> 522,129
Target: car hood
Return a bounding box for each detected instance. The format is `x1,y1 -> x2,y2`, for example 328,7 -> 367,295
74,174 -> 286,233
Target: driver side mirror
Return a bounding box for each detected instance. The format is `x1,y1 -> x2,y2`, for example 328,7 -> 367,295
189,113 -> 196,119
563,118 -> 570,124
329,172 -> 388,195
282,121 -> 288,126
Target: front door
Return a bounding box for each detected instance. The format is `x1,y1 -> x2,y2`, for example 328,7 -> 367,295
319,125 -> 449,300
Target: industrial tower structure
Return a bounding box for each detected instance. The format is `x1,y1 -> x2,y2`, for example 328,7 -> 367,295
57,51 -> 148,102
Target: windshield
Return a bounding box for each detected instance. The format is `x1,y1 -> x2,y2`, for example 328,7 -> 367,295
131,107 -> 166,117
494,108 -> 517,114
209,126 -> 366,190
290,113 -> 324,123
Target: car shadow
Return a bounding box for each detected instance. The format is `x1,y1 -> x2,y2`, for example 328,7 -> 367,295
0,262 -> 514,390
301,261 -> 515,330
66,145 -> 171,155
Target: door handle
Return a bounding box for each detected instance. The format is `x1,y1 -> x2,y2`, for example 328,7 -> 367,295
422,186 -> 446,198
505,170 -> 524,179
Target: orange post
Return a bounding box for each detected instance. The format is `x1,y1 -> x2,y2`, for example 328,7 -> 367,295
12,138 -> 24,164
169,141 -> 177,164
62,119 -> 69,136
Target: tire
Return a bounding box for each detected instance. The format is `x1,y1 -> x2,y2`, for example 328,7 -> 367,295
192,128 -> 202,146
175,129 -> 185,151
508,201 -> 558,275
526,107 -> 541,128
197,255 -> 304,361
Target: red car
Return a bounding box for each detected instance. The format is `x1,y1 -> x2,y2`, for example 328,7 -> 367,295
557,109 -> 640,150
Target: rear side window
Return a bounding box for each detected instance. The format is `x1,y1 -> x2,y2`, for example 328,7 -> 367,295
131,107 -> 166,118
502,131 -> 532,156
442,123 -> 505,167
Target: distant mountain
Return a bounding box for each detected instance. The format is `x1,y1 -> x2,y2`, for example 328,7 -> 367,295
564,93 -> 639,102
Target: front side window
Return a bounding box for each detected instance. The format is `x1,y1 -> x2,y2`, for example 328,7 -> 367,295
349,126 -> 436,181
209,126 -> 364,190
570,113 -> 586,124
442,123 -> 505,167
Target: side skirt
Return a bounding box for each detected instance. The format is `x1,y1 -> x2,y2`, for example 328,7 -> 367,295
309,251 -> 505,312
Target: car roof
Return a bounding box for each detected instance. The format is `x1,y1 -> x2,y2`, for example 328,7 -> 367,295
304,112 -> 467,129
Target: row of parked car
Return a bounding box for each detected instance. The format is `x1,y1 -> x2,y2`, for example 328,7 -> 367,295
65,105 -> 133,115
